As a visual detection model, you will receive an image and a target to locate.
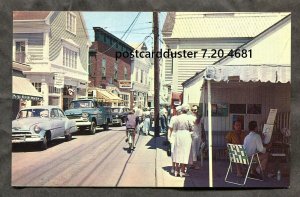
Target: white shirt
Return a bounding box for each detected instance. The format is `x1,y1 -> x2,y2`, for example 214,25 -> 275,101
243,131 -> 266,156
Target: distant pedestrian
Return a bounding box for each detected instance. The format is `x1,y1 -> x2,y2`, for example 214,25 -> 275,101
172,103 -> 193,177
189,105 -> 201,170
168,105 -> 182,175
143,108 -> 151,135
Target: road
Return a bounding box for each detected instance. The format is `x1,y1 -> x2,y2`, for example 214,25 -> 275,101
12,126 -> 140,187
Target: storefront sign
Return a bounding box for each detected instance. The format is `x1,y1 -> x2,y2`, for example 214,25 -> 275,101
119,80 -> 132,89
54,73 -> 64,88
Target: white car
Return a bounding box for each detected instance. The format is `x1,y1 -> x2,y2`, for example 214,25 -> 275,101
12,106 -> 77,150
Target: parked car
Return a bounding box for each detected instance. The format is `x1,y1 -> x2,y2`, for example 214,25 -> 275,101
111,106 -> 130,126
64,99 -> 111,134
12,106 -> 77,150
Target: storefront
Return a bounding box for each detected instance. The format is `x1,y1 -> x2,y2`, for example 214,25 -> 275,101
12,76 -> 43,119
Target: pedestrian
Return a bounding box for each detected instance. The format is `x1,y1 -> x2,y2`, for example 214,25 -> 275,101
125,109 -> 138,148
243,121 -> 271,177
135,105 -> 143,134
225,120 -> 246,177
189,105 -> 201,170
143,108 -> 151,135
172,103 -> 194,177
168,105 -> 182,175
159,106 -> 167,133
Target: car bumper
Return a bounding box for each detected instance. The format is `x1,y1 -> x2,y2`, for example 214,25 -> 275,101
112,118 -> 122,124
12,134 -> 43,143
75,121 -> 92,128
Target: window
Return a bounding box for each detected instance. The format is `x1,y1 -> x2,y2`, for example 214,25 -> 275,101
49,86 -> 61,94
63,47 -> 77,68
32,82 -> 42,92
140,70 -> 144,83
15,41 -> 26,63
136,68 -> 139,82
57,109 -> 65,117
124,67 -> 128,80
114,61 -> 118,81
102,58 -> 106,79
66,12 -> 76,34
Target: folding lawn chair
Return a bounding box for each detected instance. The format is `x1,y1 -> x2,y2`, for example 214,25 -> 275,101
225,143 -> 263,186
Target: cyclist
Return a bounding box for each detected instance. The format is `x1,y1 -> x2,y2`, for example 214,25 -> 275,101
125,109 -> 138,148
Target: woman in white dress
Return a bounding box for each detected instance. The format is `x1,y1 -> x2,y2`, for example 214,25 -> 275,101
168,105 -> 182,175
173,104 -> 193,177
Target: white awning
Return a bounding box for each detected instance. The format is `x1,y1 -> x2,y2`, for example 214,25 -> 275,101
205,65 -> 290,83
12,76 -> 43,100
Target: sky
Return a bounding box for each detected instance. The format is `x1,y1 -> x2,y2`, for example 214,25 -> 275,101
82,12 -> 167,49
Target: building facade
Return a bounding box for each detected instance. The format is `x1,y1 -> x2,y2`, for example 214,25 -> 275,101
89,27 -> 133,108
162,12 -> 289,93
130,42 -> 151,108
13,11 -> 90,110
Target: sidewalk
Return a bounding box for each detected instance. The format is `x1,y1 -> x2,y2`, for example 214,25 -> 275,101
155,135 -> 289,188
121,133 -> 289,188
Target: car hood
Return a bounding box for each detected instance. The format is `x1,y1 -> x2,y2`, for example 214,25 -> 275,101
12,117 -> 49,131
65,108 -> 96,116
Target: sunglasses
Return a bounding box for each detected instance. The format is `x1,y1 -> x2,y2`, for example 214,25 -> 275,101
191,109 -> 197,112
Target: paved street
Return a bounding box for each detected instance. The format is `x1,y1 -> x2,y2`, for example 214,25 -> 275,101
12,126 -> 140,187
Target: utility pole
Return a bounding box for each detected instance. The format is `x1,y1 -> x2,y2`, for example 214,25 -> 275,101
153,12 -> 160,137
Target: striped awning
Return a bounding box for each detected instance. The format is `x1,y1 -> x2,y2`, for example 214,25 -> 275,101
12,76 -> 43,101
88,88 -> 123,103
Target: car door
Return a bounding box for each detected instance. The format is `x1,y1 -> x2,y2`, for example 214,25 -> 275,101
50,109 -> 65,138
97,102 -> 104,125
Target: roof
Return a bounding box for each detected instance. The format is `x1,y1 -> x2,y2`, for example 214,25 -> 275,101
93,27 -> 134,51
12,76 -> 43,100
163,12 -> 289,39
215,14 -> 291,66
13,11 -> 51,20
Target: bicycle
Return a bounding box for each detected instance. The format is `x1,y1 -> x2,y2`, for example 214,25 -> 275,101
127,128 -> 135,153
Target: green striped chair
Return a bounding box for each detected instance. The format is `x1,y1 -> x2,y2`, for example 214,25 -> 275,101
225,143 -> 263,186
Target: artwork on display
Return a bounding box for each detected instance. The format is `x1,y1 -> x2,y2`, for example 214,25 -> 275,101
204,103 -> 228,116
232,114 -> 245,130
247,104 -> 262,114
262,124 -> 274,144
229,104 -> 246,114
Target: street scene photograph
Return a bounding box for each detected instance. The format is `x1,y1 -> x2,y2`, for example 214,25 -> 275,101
12,11 -> 290,188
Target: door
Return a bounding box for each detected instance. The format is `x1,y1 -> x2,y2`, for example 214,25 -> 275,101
50,109 -> 65,139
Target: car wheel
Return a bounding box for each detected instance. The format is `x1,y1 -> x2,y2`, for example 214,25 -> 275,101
90,121 -> 96,135
41,136 -> 48,150
65,133 -> 72,141
103,123 -> 109,131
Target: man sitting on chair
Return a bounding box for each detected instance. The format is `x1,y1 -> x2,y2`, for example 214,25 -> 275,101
243,121 -> 271,177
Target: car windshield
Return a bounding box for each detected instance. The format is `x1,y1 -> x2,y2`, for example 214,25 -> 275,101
16,109 -> 49,119
112,108 -> 121,113
69,100 -> 94,109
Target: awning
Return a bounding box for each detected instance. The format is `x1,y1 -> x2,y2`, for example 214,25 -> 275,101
88,88 -> 123,103
12,76 -> 43,101
205,64 -> 290,83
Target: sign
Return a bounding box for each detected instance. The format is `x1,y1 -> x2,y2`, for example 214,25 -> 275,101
54,73 -> 64,88
119,80 -> 132,89
266,109 -> 277,124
